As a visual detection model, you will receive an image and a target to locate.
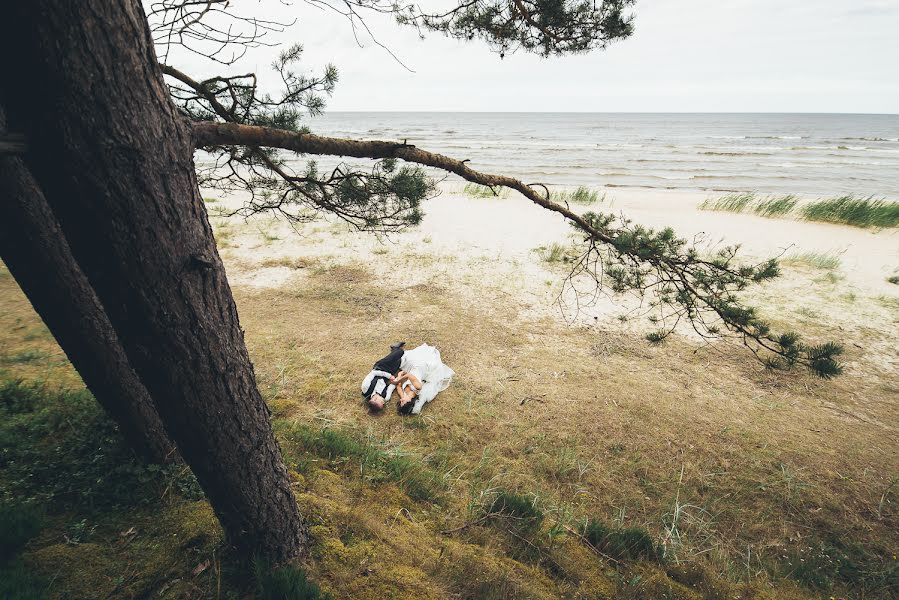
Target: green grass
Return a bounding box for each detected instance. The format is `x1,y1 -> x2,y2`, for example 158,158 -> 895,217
463,183 -> 506,198
782,251 -> 842,271
485,489 -> 544,533
699,192 -> 757,213
699,193 -> 899,229
700,192 -> 797,218
553,186 -> 604,205
801,196 -> 899,228
0,350 -> 47,364
275,422 -> 446,502
776,540 -> 899,594
0,379 -> 203,510
754,194 -> 798,217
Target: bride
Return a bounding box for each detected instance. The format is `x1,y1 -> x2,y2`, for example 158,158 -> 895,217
393,343 -> 454,415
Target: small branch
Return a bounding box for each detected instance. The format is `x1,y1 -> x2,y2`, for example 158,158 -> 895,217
439,514 -> 492,534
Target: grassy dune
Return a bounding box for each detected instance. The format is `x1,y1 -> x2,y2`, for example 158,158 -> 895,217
2,246 -> 897,599
700,193 -> 899,228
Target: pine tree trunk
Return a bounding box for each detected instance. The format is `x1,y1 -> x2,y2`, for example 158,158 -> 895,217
0,137 -> 175,464
0,1 -> 307,561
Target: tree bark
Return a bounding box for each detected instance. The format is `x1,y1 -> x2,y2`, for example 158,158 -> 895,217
0,2 -> 306,561
0,114 -> 175,464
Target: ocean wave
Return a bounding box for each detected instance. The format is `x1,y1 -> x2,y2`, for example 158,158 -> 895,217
700,151 -> 771,156
746,135 -> 807,140
842,137 -> 899,142
692,174 -> 795,181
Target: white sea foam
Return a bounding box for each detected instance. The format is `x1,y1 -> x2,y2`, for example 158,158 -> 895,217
303,113 -> 899,197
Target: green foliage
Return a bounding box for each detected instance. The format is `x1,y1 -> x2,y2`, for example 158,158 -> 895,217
584,520 -> 659,561
888,275 -> 899,285
486,490 -> 544,533
399,0 -> 636,57
571,211 -> 842,377
179,42 -> 433,233
275,422 -> 446,502
645,331 -> 667,344
254,559 -> 332,600
801,196 -> 899,228
0,379 -> 203,511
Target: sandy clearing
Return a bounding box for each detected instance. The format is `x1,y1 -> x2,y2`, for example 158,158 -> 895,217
208,184 -> 898,376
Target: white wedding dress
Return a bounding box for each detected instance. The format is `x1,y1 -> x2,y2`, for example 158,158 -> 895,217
400,343 -> 454,414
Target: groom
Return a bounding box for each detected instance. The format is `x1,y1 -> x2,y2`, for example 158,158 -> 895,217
360,342 -> 405,411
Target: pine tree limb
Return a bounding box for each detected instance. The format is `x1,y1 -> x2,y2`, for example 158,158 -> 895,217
191,120 -> 844,378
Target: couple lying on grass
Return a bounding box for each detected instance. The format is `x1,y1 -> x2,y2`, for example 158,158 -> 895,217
361,342 -> 454,415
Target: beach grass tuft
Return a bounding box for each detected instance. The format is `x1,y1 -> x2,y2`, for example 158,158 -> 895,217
463,183 -> 506,198
754,194 -> 798,217
699,192 -> 898,228
800,196 -> 899,228
699,192 -> 757,213
535,242 -> 576,264
782,250 -> 842,270
553,186 -> 604,205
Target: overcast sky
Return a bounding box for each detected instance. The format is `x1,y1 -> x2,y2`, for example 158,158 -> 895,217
169,0 -> 899,113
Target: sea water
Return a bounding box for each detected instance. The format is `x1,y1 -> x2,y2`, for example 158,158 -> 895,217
304,112 -> 899,199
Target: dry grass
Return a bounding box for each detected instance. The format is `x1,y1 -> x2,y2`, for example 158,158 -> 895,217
233,258 -> 899,598
2,234 -> 897,598
260,256 -> 317,270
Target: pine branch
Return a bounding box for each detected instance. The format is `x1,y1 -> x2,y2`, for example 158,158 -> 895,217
191,120 -> 844,377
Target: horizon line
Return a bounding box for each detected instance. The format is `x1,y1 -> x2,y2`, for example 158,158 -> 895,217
315,110 -> 899,116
